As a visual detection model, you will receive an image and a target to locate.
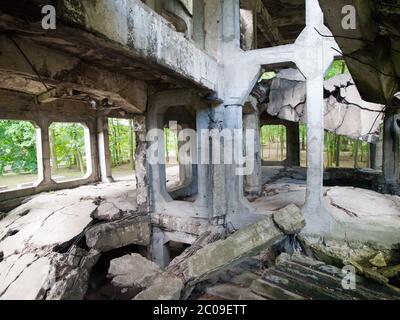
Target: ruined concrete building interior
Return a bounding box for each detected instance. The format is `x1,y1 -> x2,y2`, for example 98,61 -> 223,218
0,0 -> 400,302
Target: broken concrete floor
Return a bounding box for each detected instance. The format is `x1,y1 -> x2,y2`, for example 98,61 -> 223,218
0,180 -> 150,300
1,166 -> 400,300
253,167 -> 400,248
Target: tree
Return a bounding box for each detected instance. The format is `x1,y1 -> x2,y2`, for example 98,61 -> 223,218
0,120 -> 37,175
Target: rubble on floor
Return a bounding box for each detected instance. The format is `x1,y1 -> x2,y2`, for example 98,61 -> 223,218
132,205 -> 305,300
193,253 -> 400,300
108,253 -> 161,289
0,181 -> 150,300
303,237 -> 400,287
134,274 -> 184,300
255,168 -> 400,248
2,173 -> 400,301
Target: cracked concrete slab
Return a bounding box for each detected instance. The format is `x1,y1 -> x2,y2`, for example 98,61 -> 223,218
0,180 -> 148,300
0,256 -> 52,300
252,176 -> 400,248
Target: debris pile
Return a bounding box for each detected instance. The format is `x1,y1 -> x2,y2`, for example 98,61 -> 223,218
0,182 -> 150,300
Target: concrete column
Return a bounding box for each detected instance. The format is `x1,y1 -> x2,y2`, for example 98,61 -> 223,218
243,112 -> 262,196
97,116 -> 114,183
225,104 -> 249,217
286,122 -> 300,167
298,0 -> 334,234
304,75 -> 325,219
134,115 -> 149,213
36,119 -> 53,185
370,141 -> 383,170
195,107 -> 210,208
193,0 -> 205,49
382,110 -> 400,193
147,101 -> 173,211
151,227 -> 170,268
169,123 -> 198,199
221,0 -> 241,50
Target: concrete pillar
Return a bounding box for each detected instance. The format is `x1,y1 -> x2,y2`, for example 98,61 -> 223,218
304,74 -> 325,219
225,104 -> 249,218
36,119 -> 53,185
221,0 -> 241,50
97,116 -> 114,183
370,140 -> 383,170
134,115 -> 149,213
299,0 -> 333,234
168,124 -> 188,187
193,0 -> 205,49
169,123 -> 198,199
243,112 -> 262,196
286,122 -> 300,167
151,227 -> 170,268
382,110 -> 400,193
83,124 -> 94,178
195,107 -> 210,208
147,101 -> 173,211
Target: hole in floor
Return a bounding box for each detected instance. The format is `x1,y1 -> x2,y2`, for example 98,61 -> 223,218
84,244 -> 148,300
168,241 -> 190,261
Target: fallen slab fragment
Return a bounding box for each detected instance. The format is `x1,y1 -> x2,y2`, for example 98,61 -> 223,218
186,215 -> 286,284
369,252 -> 387,268
205,283 -> 266,300
92,202 -> 124,221
85,216 -> 150,252
134,274 -> 184,300
262,253 -> 400,300
273,204 -> 305,235
379,264 -> 400,279
108,253 -> 161,289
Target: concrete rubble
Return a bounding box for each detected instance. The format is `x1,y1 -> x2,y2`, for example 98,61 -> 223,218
0,182 -> 150,300
0,0 -> 399,302
134,274 -> 184,300
131,205 -> 305,300
108,253 -> 161,289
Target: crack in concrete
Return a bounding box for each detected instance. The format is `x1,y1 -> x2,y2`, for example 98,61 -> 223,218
0,255 -> 41,298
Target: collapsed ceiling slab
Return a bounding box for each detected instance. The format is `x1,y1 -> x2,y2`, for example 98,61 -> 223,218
318,0 -> 400,105
252,69 -> 385,141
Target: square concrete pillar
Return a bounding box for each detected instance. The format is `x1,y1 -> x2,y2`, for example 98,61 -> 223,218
195,107 -> 211,208
151,227 -> 170,269
134,115 -> 149,213
193,0 -> 205,49
36,119 -> 54,185
97,115 -> 114,183
382,110 -> 400,194
243,112 -> 262,196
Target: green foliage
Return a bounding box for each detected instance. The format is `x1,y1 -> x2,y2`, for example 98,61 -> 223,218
260,125 -> 287,161
260,125 -> 286,145
108,118 -> 136,168
0,120 -> 37,175
164,128 -> 178,163
325,60 -> 348,80
50,122 -> 86,172
258,71 -> 277,82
